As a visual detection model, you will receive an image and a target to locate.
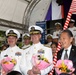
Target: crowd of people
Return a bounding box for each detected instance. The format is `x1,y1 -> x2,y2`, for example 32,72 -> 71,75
0,18 -> 76,75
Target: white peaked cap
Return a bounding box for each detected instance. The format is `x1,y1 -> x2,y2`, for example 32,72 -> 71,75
55,22 -> 61,26
6,29 -> 20,39
28,25 -> 43,33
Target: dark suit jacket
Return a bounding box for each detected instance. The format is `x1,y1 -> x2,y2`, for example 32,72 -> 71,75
57,45 -> 76,74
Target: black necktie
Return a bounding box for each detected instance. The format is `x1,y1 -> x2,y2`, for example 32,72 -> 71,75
64,50 -> 68,59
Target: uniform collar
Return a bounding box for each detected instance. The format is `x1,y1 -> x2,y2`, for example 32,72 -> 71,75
33,42 -> 43,49
47,42 -> 52,45
9,45 -> 17,49
33,42 -> 41,46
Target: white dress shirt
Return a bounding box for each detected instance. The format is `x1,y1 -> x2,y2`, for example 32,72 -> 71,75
61,45 -> 72,60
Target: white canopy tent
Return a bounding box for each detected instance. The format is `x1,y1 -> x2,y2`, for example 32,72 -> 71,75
0,0 -> 62,33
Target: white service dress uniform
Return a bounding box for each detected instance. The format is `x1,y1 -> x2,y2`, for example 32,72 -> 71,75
45,34 -> 53,47
0,45 -> 23,73
45,42 -> 52,47
53,30 -> 61,38
22,44 -> 31,50
20,42 -> 53,75
22,33 -> 31,50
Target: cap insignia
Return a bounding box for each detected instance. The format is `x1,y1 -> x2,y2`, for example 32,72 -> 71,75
9,30 -> 14,34
31,27 -> 35,31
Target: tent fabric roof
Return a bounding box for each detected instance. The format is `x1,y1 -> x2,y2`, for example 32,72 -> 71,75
0,0 -> 52,33
0,0 -> 29,24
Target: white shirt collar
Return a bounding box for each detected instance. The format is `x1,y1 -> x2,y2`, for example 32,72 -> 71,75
61,45 -> 72,60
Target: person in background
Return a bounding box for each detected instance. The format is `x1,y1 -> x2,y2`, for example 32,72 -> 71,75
7,71 -> 22,75
53,22 -> 62,40
45,34 -> 53,47
22,33 -> 32,50
20,25 -> 53,75
1,44 -> 9,51
51,42 -> 58,56
68,19 -> 76,46
0,29 -> 23,75
52,34 -> 59,43
57,29 -> 76,75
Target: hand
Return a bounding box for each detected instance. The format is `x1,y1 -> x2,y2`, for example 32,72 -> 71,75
1,69 -> 7,75
27,70 -> 37,75
32,66 -> 41,74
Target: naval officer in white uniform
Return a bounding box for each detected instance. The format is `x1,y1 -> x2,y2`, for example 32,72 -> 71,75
0,29 -> 23,74
22,33 -> 31,50
20,25 -> 53,75
53,22 -> 62,39
45,34 -> 53,47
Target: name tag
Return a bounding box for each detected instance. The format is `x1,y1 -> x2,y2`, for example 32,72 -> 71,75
38,49 -> 44,54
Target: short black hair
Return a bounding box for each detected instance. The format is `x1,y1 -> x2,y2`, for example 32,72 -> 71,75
51,42 -> 58,47
7,71 -> 22,75
60,29 -> 73,37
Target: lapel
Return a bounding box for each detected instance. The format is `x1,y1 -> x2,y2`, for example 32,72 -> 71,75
69,45 -> 76,60
57,48 -> 64,60
57,45 -> 76,60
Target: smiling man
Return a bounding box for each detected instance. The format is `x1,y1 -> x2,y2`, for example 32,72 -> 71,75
20,25 -> 53,75
0,29 -> 23,75
57,29 -> 76,75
